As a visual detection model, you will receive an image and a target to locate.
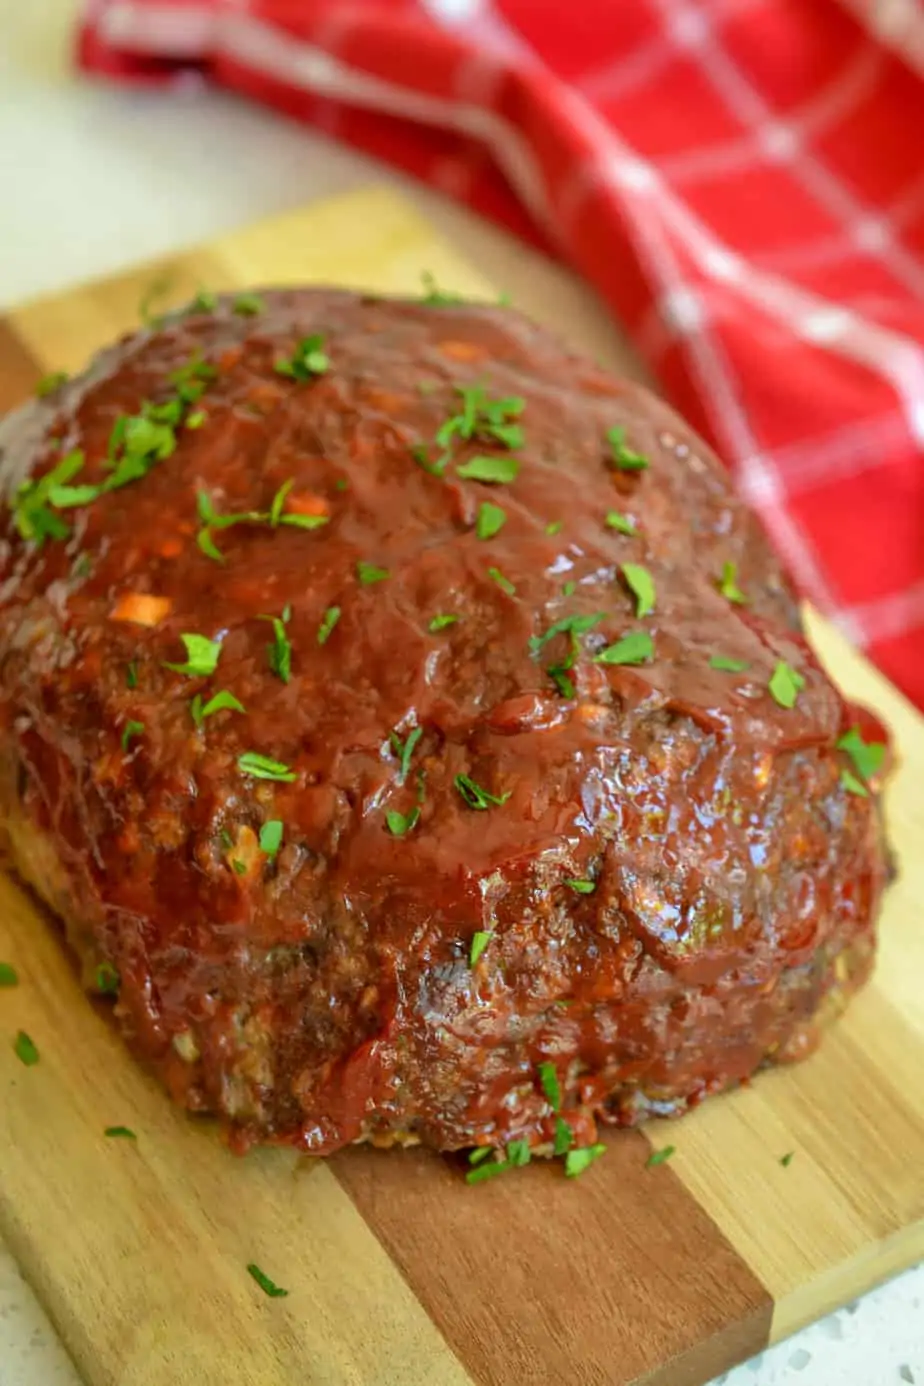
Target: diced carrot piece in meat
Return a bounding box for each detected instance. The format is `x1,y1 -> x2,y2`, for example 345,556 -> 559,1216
110,592 -> 172,626
285,492 -> 330,518
158,538 -> 183,558
439,340 -> 486,362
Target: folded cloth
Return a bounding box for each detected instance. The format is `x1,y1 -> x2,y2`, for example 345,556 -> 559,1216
78,0 -> 924,706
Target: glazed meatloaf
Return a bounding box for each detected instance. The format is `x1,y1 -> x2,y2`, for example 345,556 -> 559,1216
0,288 -> 890,1159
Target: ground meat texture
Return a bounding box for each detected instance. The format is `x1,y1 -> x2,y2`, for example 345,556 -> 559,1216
0,289 -> 891,1156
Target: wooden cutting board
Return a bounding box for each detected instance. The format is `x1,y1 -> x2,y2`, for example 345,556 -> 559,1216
0,186 -> 922,1386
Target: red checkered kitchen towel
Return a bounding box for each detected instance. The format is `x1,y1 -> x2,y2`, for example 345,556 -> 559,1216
78,0 -> 924,706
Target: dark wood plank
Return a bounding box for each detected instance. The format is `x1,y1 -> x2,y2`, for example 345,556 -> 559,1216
335,1133 -> 772,1386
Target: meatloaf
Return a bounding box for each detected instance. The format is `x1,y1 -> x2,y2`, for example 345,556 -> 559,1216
0,288 -> 890,1159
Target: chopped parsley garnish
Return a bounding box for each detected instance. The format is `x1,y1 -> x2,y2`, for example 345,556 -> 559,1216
14,1031 -> 39,1066
219,830 -> 234,851
457,455 -> 519,484
840,768 -> 868,797
837,726 -> 885,783
13,449 -> 85,544
317,606 -> 341,645
389,726 -> 422,785
779,1151 -> 795,1168
0,963 -> 18,987
163,633 -> 222,678
126,662 -> 138,691
420,271 -> 463,305
191,690 -> 246,727
233,293 -> 265,316
386,807 -> 420,837
138,275 -> 172,327
185,410 -> 207,430
197,528 -> 225,563
464,1154 -> 509,1184
36,371 -> 69,397
274,334 -> 329,381
428,613 -> 458,632
188,289 -> 217,314
476,501 -> 507,538
454,773 -> 511,811
197,484 -> 327,559
507,1139 -> 531,1168
645,1145 -> 676,1168
488,566 -> 516,596
768,660 -> 805,709
469,1146 -> 493,1166
262,607 -> 292,683
104,1126 -> 137,1139
357,561 -> 390,585
121,720 -> 144,752
231,858 -> 248,876
561,581 -> 576,599
95,962 -> 120,994
545,520 -> 563,536
594,631 -> 653,666
168,349 -> 217,403
709,654 -> 749,673
259,820 -> 284,857
565,878 -> 596,895
269,479 -> 329,529
605,510 -> 637,536
621,562 -> 656,617
553,1118 -> 572,1156
547,665 -> 575,698
440,384 -> 524,452
718,560 -> 747,604
246,1263 -> 289,1298
238,752 -> 297,782
538,1061 -> 561,1111
529,613 -> 605,657
469,931 -> 493,966
607,426 -> 648,471
565,1144 -> 606,1177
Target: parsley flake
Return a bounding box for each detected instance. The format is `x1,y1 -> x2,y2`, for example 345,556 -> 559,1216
262,608 -> 292,683
607,426 -> 648,471
538,1061 -> 561,1112
594,631 -> 653,666
488,566 -> 516,596
709,654 -> 749,673
233,293 -> 265,316
0,963 -> 18,987
95,962 -> 120,994
476,501 -> 507,539
317,606 -> 341,645
13,449 -> 85,545
420,272 -> 463,305
565,1144 -> 606,1177
104,1126 -> 137,1139
126,661 -> 139,690
274,334 -> 329,381
565,878 -> 595,895
246,1264 -> 289,1298
389,726 -> 422,785
646,1145 -> 676,1168
191,690 -> 246,727
259,820 -> 284,857
621,562 -> 656,617
529,613 -> 605,657
164,633 -> 222,678
457,455 -> 519,484
545,520 -> 563,536
718,561 -> 747,605
465,1155 -> 509,1184
779,1151 -> 795,1168
605,511 -> 637,536
470,930 -> 493,966
14,1031 -> 39,1066
231,858 -> 248,876
386,807 -> 420,837
840,768 -> 868,797
553,1118 -> 572,1157
837,727 -> 885,783
36,371 -> 69,398
357,561 -> 390,586
188,289 -> 217,314
428,613 -> 458,632
121,720 -> 144,752
768,660 -> 805,709
455,774 -> 511,811
238,752 -> 296,783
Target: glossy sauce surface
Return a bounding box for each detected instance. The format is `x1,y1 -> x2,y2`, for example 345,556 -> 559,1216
0,292 -> 888,1153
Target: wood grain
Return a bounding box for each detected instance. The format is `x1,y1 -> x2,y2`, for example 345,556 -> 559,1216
0,186 -> 922,1386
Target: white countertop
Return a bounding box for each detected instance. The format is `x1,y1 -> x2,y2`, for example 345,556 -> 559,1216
1,4 -> 921,1384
